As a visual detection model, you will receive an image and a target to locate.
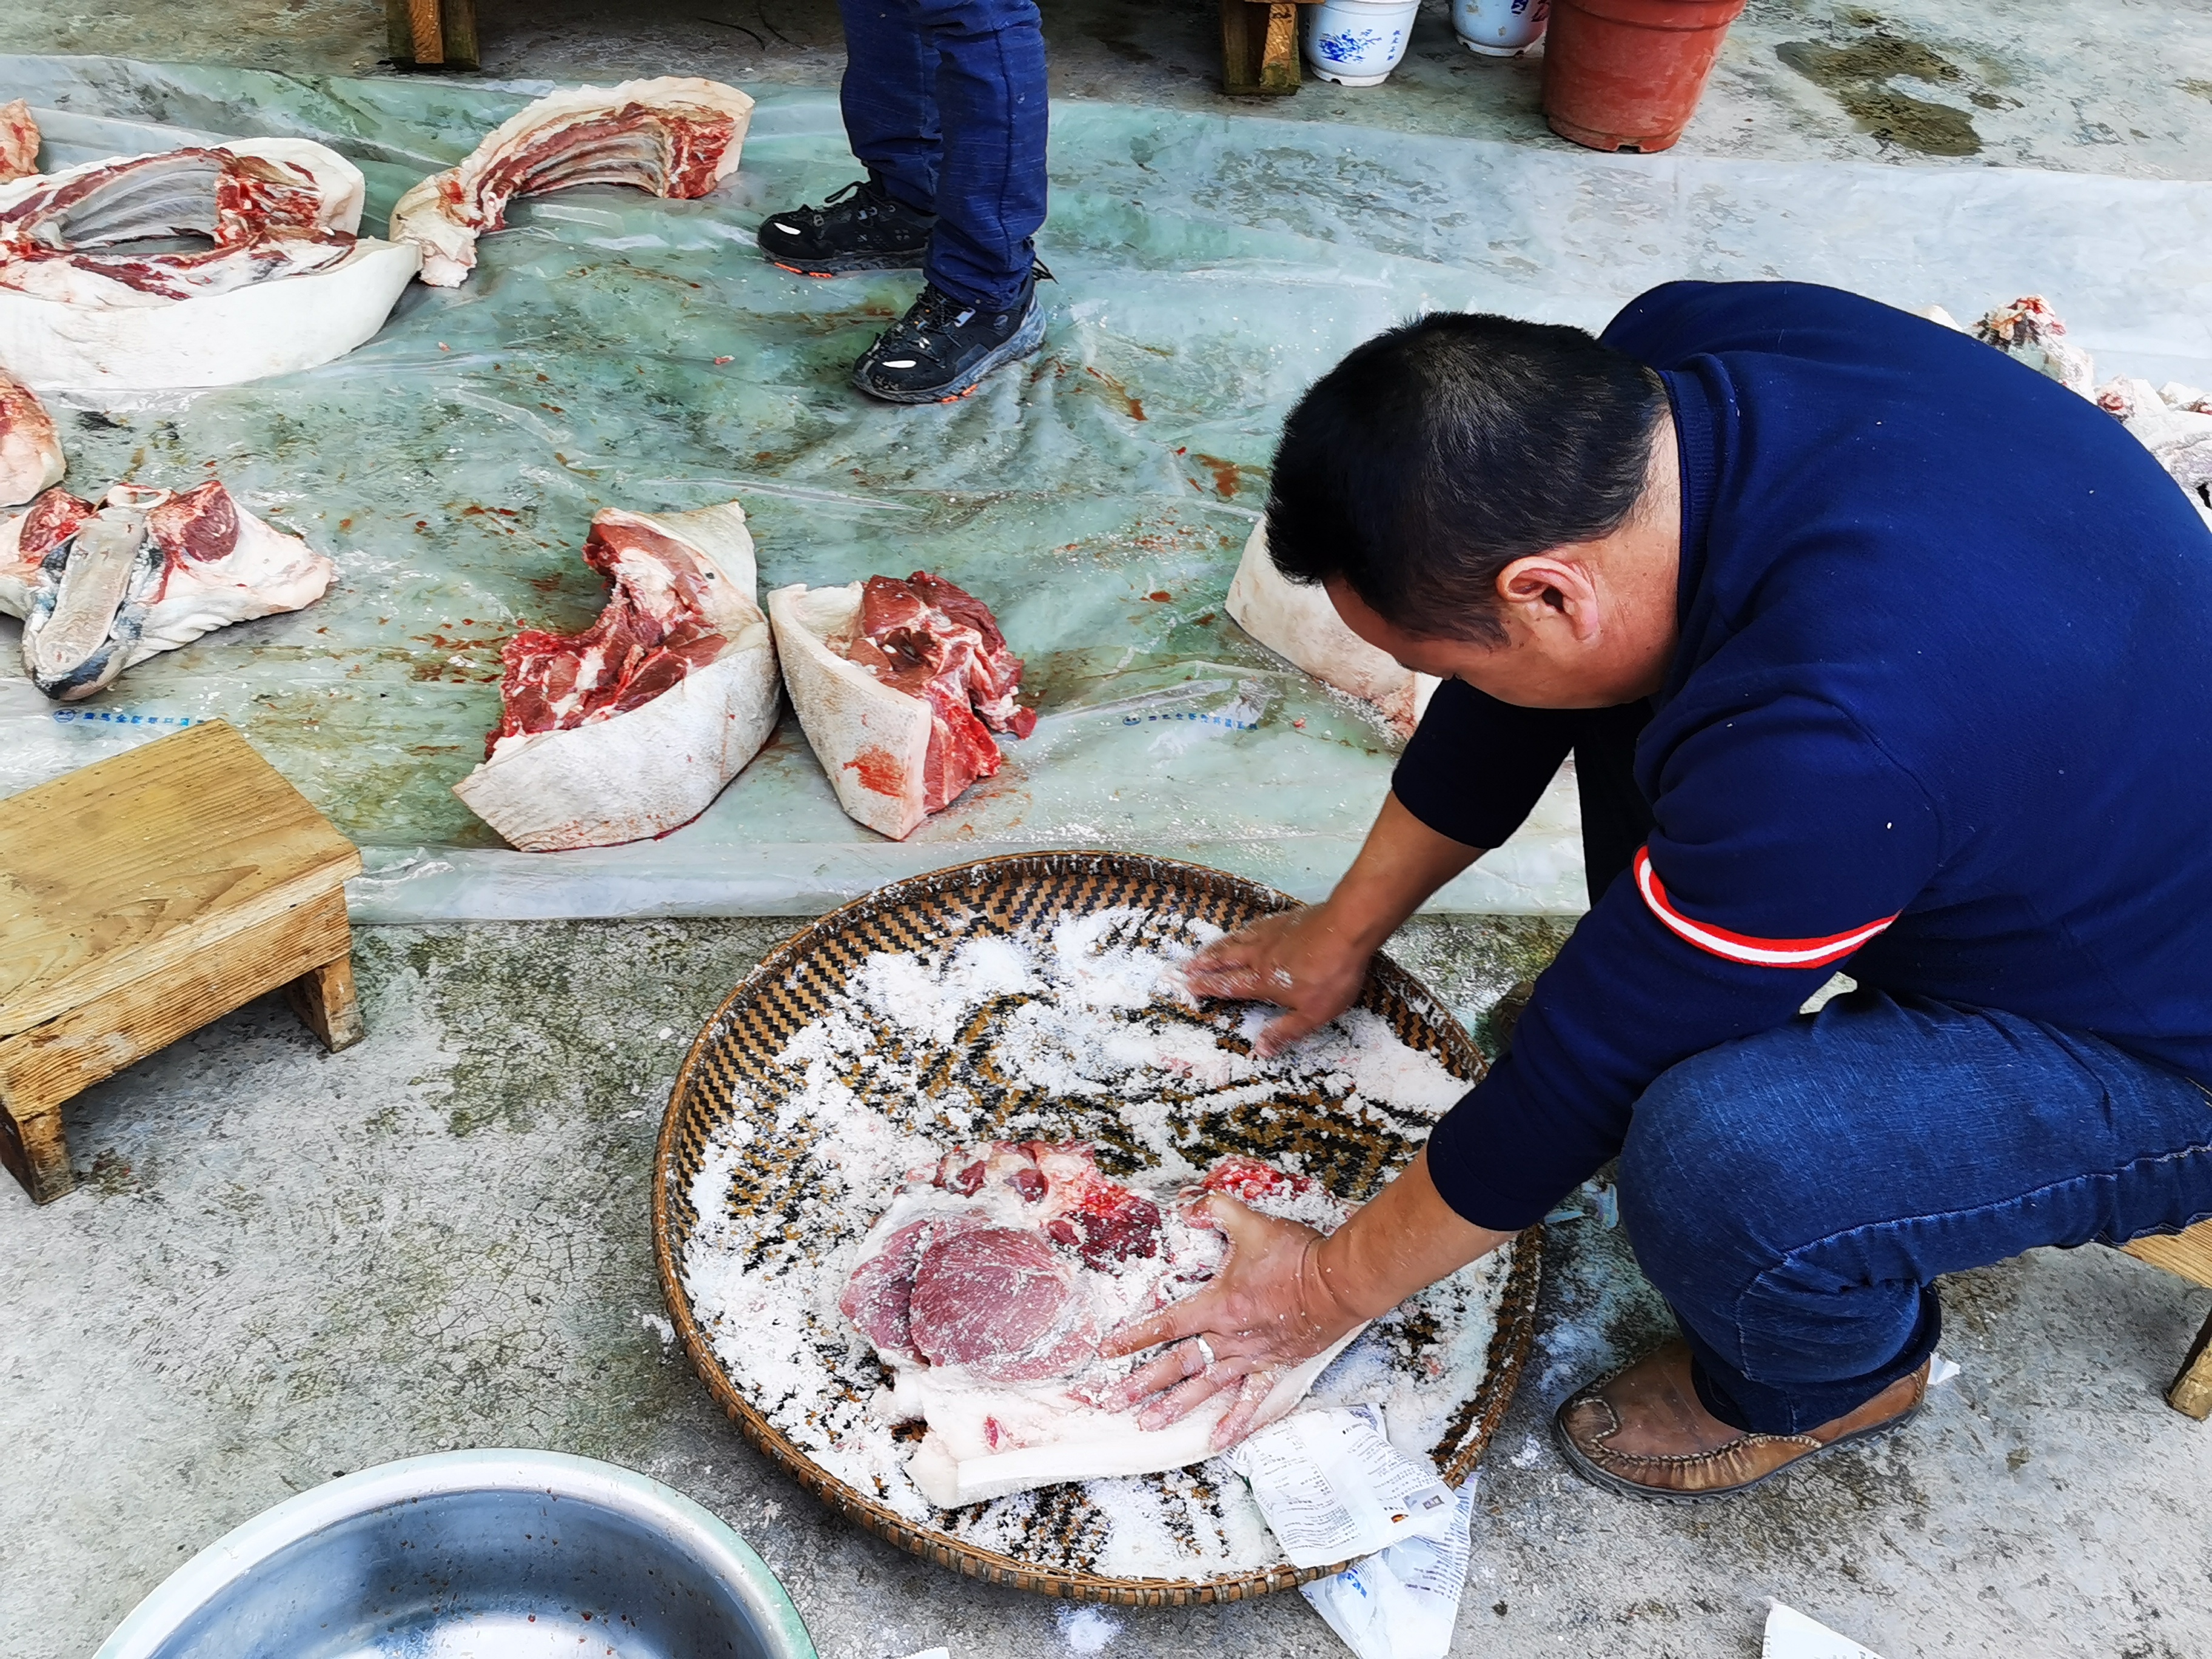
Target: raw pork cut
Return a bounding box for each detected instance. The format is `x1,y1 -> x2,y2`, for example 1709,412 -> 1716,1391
1227,520 -> 1437,737
0,479 -> 335,700
2098,376 -> 2212,530
1974,295 -> 2096,397
389,78 -> 754,287
841,1140 -> 1363,1508
452,500 -> 779,851
0,365 -> 63,507
0,138 -> 418,389
768,572 -> 1036,839
0,101 -> 38,184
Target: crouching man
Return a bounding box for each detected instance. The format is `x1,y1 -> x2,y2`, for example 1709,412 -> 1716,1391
1104,280 -> 2212,1499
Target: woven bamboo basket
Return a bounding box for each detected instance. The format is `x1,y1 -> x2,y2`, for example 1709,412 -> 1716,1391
652,851 -> 1541,1606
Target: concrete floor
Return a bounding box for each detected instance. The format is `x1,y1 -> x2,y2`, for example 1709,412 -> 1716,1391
5,4 -> 2212,1657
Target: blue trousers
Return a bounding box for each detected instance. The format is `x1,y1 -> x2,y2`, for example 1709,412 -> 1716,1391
836,0 -> 1048,309
1621,990 -> 2212,1434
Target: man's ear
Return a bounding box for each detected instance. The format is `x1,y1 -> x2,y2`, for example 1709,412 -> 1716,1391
1495,554 -> 1603,642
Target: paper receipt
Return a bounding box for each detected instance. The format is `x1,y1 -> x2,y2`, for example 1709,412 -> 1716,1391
1230,1405 -> 1459,1569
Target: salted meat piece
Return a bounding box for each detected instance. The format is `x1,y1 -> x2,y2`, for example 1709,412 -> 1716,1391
1975,295 -> 2096,398
1227,520 -> 1437,738
768,571 -> 1035,839
0,101 -> 38,185
452,501 -> 779,851
2097,375 -> 2212,530
0,478 -> 335,700
0,138 -> 418,389
0,365 -> 62,507
389,78 -> 754,287
840,1140 -> 1364,1508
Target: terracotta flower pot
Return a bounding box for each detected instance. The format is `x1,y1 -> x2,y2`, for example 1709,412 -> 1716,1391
1541,0 -> 1748,153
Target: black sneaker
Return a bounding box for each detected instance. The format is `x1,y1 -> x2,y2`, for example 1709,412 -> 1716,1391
851,268 -> 1050,404
756,178 -> 936,277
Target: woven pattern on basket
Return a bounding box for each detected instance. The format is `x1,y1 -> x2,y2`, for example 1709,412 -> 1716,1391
652,852 -> 1541,1606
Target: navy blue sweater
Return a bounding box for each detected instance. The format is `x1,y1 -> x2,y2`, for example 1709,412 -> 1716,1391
1403,281 -> 2212,1231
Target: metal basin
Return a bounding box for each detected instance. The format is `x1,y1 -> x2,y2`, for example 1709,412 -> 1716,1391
97,1449 -> 817,1659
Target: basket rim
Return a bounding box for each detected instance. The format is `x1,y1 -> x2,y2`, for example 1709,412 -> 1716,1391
650,849 -> 1543,1607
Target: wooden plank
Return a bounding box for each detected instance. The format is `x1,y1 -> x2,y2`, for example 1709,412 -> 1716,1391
1258,1 -> 1301,93
0,1090 -> 69,1204
0,890 -> 354,1114
2122,1222 -> 2212,1290
1222,0 -> 1304,95
285,950 -> 366,1053
0,721 -> 361,1037
441,0 -> 481,70
2170,1312 -> 2212,1419
409,0 -> 446,63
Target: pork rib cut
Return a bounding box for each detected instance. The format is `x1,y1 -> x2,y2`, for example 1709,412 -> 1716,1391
1226,520 -> 1436,737
0,364 -> 63,507
0,480 -> 335,700
840,1141 -> 1362,1508
452,500 -> 780,851
0,101 -> 39,186
0,137 -> 418,389
389,78 -> 754,288
768,572 -> 1035,839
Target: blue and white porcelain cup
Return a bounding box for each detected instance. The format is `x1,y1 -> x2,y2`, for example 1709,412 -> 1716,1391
1303,0 -> 1423,85
1450,0 -> 1547,55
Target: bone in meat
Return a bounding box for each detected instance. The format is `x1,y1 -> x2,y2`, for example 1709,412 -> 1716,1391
1974,294 -> 2096,398
1226,520 -> 1436,737
0,138 -> 418,390
841,1141 -> 1364,1508
767,571 -> 1035,839
452,501 -> 780,851
0,101 -> 39,185
388,78 -> 754,287
1,478 -> 335,700
0,364 -> 63,507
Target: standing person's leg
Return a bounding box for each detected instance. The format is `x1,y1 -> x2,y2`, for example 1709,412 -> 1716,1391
1557,991 -> 2212,1498
913,0 -> 1048,309
837,0 -> 943,216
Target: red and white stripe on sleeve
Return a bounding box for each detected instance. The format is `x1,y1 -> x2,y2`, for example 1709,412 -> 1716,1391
1633,846 -> 1895,970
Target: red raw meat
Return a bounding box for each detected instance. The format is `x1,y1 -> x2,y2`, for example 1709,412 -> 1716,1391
19,486 -> 92,558
841,571 -> 1036,813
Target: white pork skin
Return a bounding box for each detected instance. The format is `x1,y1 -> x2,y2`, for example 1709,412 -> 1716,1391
1,479 -> 336,700
840,1141 -> 1364,1507
389,78 -> 755,287
1226,520 -> 1436,738
0,364 -> 64,507
0,100 -> 39,185
0,137 -> 418,389
452,501 -> 780,851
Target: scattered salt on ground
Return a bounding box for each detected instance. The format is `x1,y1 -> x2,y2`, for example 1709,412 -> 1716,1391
679,907 -> 1514,1580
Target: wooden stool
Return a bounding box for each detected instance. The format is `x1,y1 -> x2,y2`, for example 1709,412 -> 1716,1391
1222,0 -> 1321,95
2122,1222 -> 2212,1418
0,720 -> 364,1205
387,0 -> 480,70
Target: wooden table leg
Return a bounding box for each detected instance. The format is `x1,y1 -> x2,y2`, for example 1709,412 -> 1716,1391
286,952 -> 366,1054
0,1083 -> 73,1205
2170,1309 -> 2212,1420
1222,0 -> 1302,96
387,0 -> 480,70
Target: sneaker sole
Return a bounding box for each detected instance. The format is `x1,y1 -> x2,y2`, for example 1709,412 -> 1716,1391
851,296 -> 1049,406
762,250 -> 928,277
1549,1394 -> 1923,1506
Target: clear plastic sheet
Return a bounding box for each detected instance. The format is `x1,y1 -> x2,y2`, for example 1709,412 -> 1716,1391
1,55 -> 2205,920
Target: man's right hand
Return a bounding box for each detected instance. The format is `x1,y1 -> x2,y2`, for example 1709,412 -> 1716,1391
1182,906 -> 1375,1057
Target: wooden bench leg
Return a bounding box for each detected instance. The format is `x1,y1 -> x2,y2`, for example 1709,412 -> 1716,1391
387,0 -> 480,69
1222,0 -> 1302,95
2170,1309 -> 2212,1420
0,1084 -> 73,1205
285,952 -> 366,1054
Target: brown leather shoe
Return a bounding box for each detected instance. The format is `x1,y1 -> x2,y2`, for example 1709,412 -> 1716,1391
1553,1336 -> 1928,1503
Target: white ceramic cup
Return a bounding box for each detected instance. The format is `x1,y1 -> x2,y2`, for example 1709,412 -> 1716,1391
1450,0 -> 1547,55
1304,0 -> 1424,85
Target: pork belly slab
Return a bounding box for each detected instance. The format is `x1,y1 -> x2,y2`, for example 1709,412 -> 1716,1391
0,100 -> 39,185
452,501 -> 780,851
1226,520 -> 1436,738
0,366 -> 63,507
0,137 -> 418,389
0,480 -> 335,700
768,572 -> 1035,839
389,78 -> 754,287
842,1141 -> 1361,1508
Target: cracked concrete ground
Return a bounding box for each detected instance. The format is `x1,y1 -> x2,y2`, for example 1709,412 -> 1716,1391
3,919 -> 2210,1659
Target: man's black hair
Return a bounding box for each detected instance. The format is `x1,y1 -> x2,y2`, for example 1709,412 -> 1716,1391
1263,312 -> 1666,643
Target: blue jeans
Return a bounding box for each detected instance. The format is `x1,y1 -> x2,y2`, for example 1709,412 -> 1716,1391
836,0 -> 1048,309
1620,989 -> 2212,1435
